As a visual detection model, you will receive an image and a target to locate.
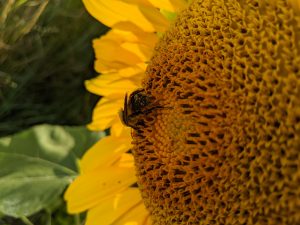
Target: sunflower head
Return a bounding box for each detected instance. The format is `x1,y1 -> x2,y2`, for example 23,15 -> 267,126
132,0 -> 300,224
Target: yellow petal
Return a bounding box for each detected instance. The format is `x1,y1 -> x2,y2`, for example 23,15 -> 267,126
64,167 -> 136,213
94,97 -> 123,117
119,63 -> 147,76
113,201 -> 152,225
117,153 -> 135,168
83,0 -> 157,32
87,116 -> 118,131
93,38 -> 143,71
99,29 -> 138,45
92,28 -> 156,73
148,0 -> 187,12
85,74 -> 139,97
95,59 -> 133,73
88,98 -> 123,131
112,22 -> 158,48
85,189 -> 144,225
121,42 -> 153,62
121,0 -> 152,7
80,134 -> 132,173
138,5 -> 170,32
104,64 -> 146,79
111,119 -> 130,137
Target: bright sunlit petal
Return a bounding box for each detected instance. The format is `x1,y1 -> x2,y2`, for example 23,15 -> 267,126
88,98 -> 123,131
148,0 -> 187,12
64,166 -> 136,213
85,74 -> 139,97
80,133 -> 132,173
85,189 -> 145,225
83,0 -> 157,32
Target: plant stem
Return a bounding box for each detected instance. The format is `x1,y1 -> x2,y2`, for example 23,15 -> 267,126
74,214 -> 81,225
19,0 -> 49,37
46,210 -> 52,225
20,216 -> 34,225
0,0 -> 15,25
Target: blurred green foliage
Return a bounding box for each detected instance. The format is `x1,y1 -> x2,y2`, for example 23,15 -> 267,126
0,124 -> 103,225
0,0 -> 108,137
0,0 -> 108,224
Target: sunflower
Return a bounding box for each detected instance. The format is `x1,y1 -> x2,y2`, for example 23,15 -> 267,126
66,0 -> 300,224
64,1 -> 188,225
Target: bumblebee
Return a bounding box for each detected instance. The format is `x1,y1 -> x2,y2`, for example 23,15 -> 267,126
119,89 -> 151,129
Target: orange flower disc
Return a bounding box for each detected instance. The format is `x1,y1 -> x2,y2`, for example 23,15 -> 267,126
131,0 -> 300,224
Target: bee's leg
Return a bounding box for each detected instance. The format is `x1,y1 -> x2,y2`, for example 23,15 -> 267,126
141,105 -> 171,115
128,106 -> 171,129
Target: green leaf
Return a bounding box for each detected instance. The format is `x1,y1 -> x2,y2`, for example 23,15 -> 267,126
0,124 -> 104,218
0,152 -> 76,217
0,124 -> 103,171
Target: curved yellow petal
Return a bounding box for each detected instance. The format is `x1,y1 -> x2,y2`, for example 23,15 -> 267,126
99,29 -> 138,44
121,42 -> 153,62
83,0 -> 157,32
93,39 -> 143,71
117,153 -> 135,168
93,28 -> 154,73
113,201 -> 152,225
108,64 -> 146,78
64,167 -> 136,213
80,134 -> 132,173
95,98 -> 123,117
85,74 -> 139,97
112,22 -> 158,48
138,5 -> 170,32
85,189 -> 144,225
148,0 -> 187,12
87,116 -> 118,131
121,0 -> 152,7
95,60 -> 131,74
122,69 -> 145,81
111,119 -> 130,137
88,98 -> 123,131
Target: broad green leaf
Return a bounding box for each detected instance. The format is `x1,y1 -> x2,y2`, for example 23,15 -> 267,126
0,124 -> 103,171
0,124 -> 104,218
0,152 -> 76,217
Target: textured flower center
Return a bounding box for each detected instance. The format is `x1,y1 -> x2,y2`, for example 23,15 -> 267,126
132,0 -> 300,224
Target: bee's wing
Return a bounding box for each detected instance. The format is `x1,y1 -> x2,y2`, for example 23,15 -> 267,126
119,93 -> 128,126
124,93 -> 128,122
118,109 -> 125,125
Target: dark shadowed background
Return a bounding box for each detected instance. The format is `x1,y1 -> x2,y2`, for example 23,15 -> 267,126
0,0 -> 107,224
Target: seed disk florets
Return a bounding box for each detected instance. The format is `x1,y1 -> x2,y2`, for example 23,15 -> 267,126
132,0 -> 300,224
